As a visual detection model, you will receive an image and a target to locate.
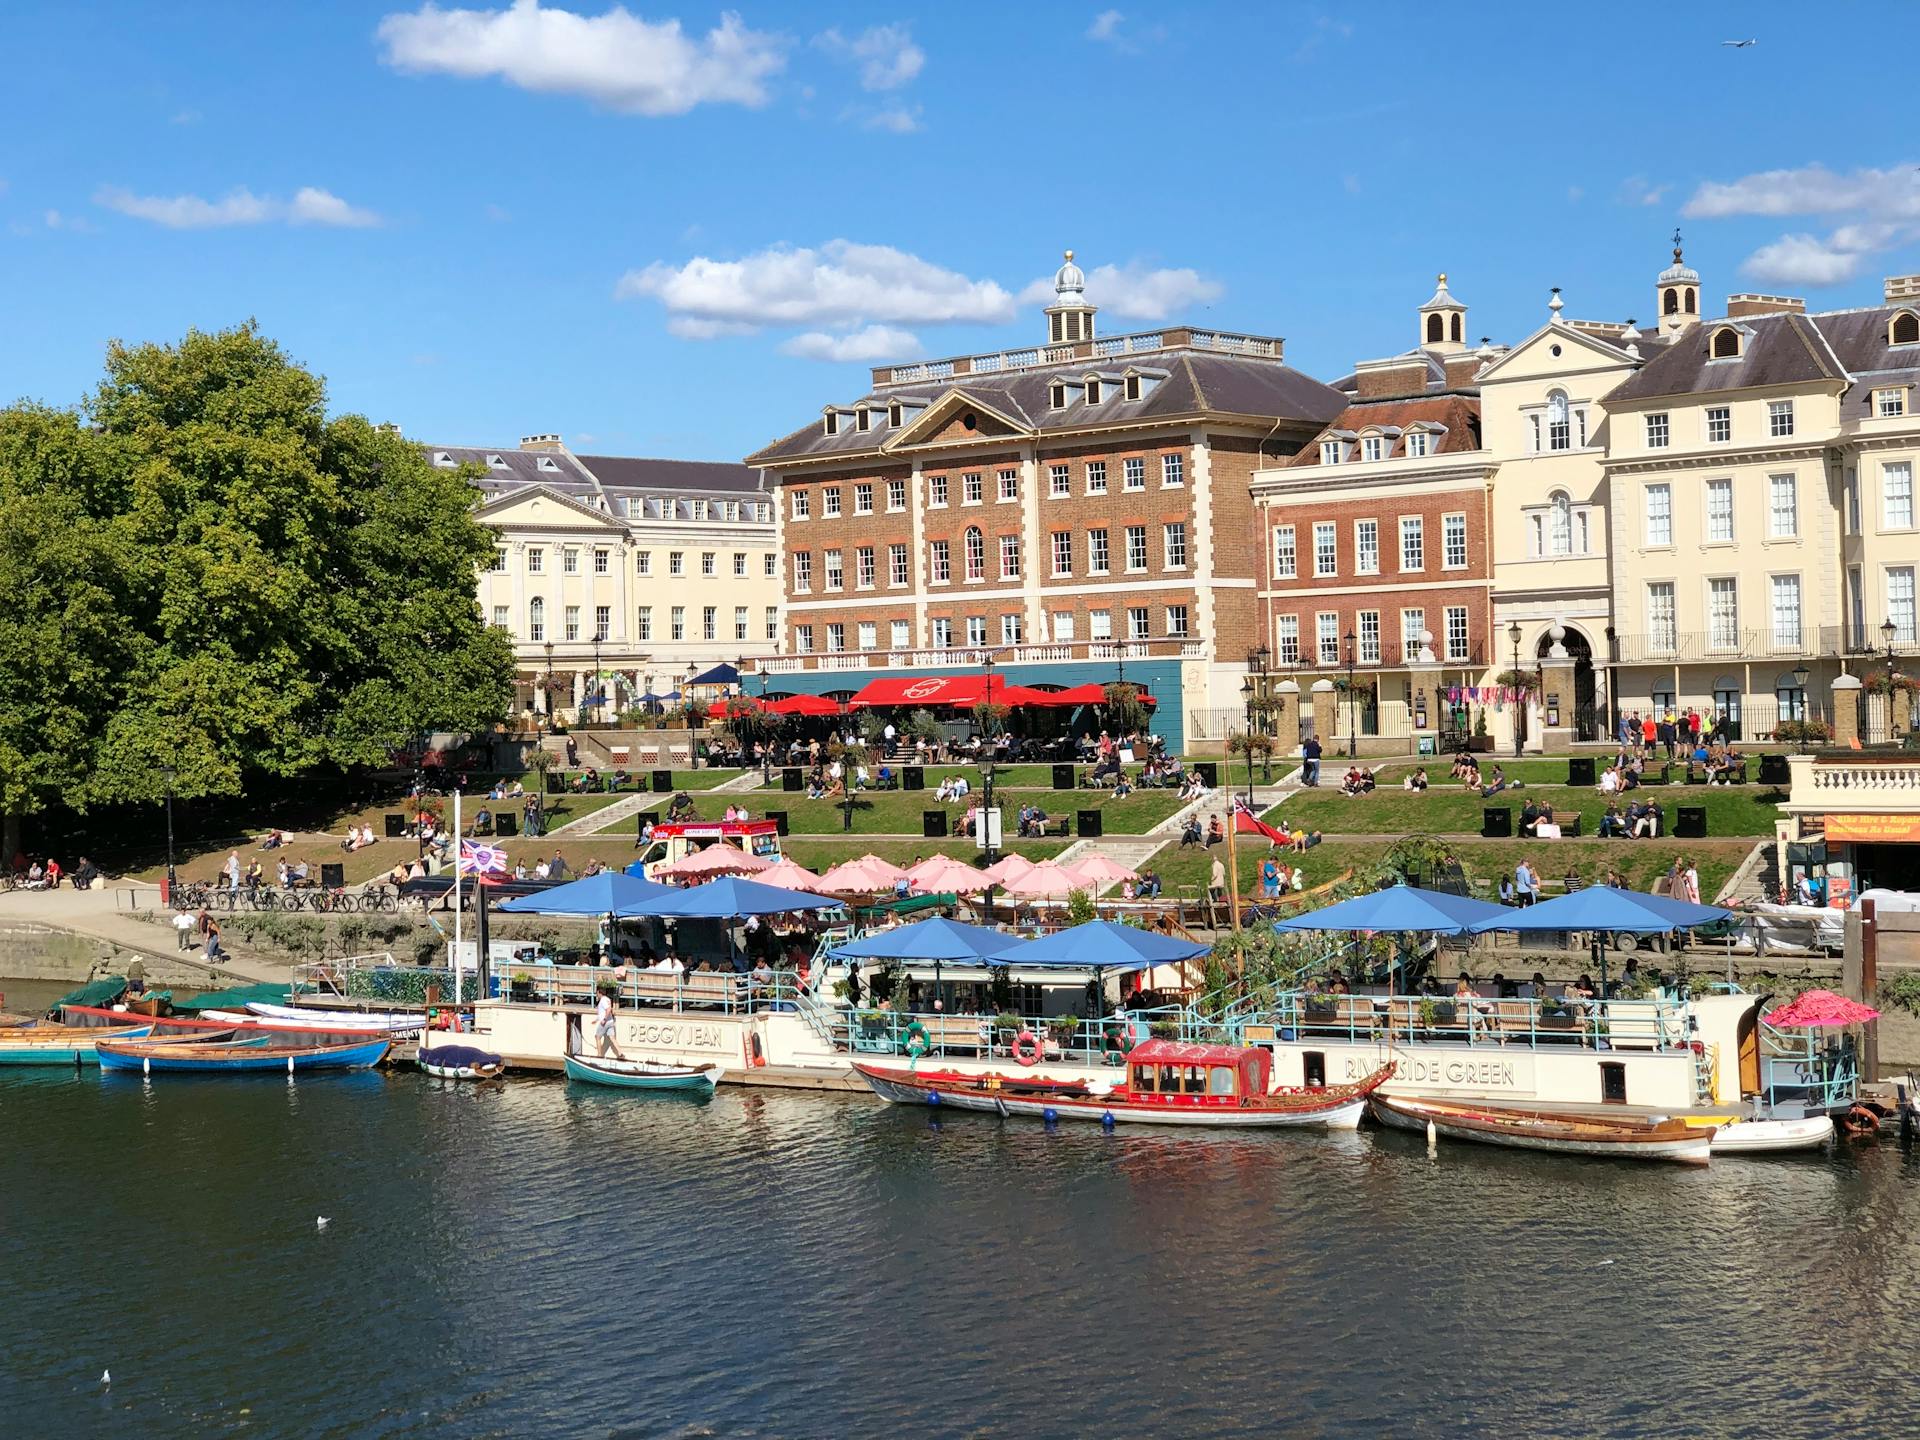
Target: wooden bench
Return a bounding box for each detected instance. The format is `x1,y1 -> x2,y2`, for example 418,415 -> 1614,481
1044,817 -> 1071,838
1527,811 -> 1582,838
621,970 -> 738,1007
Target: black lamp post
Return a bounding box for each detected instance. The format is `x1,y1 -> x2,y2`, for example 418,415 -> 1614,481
1238,678 -> 1257,805
591,631 -> 603,723
980,646 -> 999,862
161,765 -> 177,900
1508,620 -> 1524,758
1883,618 -> 1900,743
1791,662 -> 1811,751
1343,629 -> 1358,758
543,640 -> 555,733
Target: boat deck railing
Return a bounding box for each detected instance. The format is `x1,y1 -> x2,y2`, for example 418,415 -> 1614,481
1760,1031 -> 1860,1111
1232,990 -> 1695,1054
825,1003 -> 1189,1065
499,962 -> 812,1017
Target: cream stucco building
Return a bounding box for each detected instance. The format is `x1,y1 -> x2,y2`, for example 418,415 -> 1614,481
428,437 -> 778,723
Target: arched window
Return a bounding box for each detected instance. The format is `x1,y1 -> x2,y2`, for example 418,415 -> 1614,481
963,526 -> 985,581
1549,491 -> 1573,554
1892,310 -> 1920,346
1449,314 -> 1463,344
1775,671 -> 1807,722
1546,390 -> 1571,451
1426,313 -> 1444,343
1711,327 -> 1741,359
1685,287 -> 1697,313
528,596 -> 545,642
1664,287 -> 1679,316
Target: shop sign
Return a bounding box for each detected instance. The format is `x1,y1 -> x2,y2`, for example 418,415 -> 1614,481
1824,814 -> 1920,843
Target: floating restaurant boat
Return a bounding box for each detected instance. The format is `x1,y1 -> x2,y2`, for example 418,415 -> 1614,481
856,1041 -> 1391,1129
0,1022 -> 154,1066
1369,1093 -> 1716,1165
96,1035 -> 392,1075
562,1053 -> 724,1092
419,1044 -> 507,1080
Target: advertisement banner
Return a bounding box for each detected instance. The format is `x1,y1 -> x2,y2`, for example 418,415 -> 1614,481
1823,814 -> 1920,843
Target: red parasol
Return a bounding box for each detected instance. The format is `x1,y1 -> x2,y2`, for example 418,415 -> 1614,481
1762,989 -> 1881,1028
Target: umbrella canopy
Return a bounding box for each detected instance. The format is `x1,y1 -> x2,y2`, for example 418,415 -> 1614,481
828,916 -> 1024,964
979,853 -> 1036,886
690,663 -> 741,685
765,693 -> 842,717
635,875 -> 843,918
653,845 -> 773,880
817,854 -> 911,894
1273,883 -> 1511,937
706,696 -> 765,720
907,853 -> 990,894
495,871 -> 674,916
1002,919 -> 1211,971
756,858 -> 827,892
1068,853 -> 1139,886
1763,989 -> 1882,1028
1003,860 -> 1092,899
1467,886 -> 1732,935
1038,683 -> 1157,708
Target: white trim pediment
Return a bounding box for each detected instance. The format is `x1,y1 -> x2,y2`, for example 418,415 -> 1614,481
476,484 -> 626,531
882,387 -> 1035,451
1473,321 -> 1637,382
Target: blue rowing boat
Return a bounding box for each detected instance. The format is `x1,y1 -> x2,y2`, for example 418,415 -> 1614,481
0,1023 -> 154,1066
563,1053 -> 724,1092
96,1036 -> 392,1075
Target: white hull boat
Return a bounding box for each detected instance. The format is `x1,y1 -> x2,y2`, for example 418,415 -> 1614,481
1707,1113 -> 1834,1154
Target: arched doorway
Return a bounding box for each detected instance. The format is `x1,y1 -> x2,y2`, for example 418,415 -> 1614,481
1536,626 -> 1600,741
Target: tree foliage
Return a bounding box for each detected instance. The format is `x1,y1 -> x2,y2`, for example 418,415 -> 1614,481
0,322 -> 514,821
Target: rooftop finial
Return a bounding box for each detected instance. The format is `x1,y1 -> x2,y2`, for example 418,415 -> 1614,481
1438,271 -> 1447,286
1548,286 -> 1564,321
1672,227 -> 1684,263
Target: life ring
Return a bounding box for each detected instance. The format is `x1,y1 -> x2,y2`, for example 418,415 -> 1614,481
903,1020 -> 932,1058
1841,1104 -> 1880,1140
1012,1030 -> 1042,1066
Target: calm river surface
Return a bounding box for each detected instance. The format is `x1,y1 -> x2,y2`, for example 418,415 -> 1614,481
3,1063 -> 1918,1439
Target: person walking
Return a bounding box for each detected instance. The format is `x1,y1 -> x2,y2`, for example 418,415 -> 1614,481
1209,855 -> 1226,904
222,851 -> 241,897
593,985 -> 625,1060
173,908 -> 196,951
1301,735 -> 1322,788
202,915 -> 225,966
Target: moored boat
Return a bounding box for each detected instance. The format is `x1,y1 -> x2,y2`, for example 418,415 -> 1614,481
0,1023 -> 154,1066
563,1052 -> 724,1092
1704,1113 -> 1834,1154
856,1040 -> 1391,1129
1370,1093 -> 1715,1165
96,1035 -> 392,1075
420,1044 -> 506,1080
242,1002 -> 426,1033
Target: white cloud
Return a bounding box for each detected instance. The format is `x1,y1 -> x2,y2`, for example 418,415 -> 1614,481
1616,175 -> 1669,207
815,23 -> 923,91
781,324 -> 921,362
862,104 -> 921,134
169,109 -> 202,126
43,209 -> 96,233
1086,8 -> 1165,53
1087,9 -> 1124,43
618,240 -> 1015,333
94,184 -> 380,229
375,1 -> 785,116
1742,233 -> 1871,287
1684,163 -> 1920,220
1018,260 -> 1223,321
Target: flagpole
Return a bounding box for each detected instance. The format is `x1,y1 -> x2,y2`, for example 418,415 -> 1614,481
1226,731 -> 1242,936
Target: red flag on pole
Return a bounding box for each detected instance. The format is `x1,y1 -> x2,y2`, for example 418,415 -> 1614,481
1231,797 -> 1288,845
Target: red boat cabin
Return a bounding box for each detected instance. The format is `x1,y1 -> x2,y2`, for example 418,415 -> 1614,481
1125,1040 -> 1271,1102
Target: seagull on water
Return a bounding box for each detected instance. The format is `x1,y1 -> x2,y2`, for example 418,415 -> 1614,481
101,1370 -> 111,1386
316,1216 -> 330,1230
1722,38 -> 1756,47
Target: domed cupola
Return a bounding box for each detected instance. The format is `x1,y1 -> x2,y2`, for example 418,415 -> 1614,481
1657,228 -> 1700,336
1045,248 -> 1097,345
1418,271 -> 1468,353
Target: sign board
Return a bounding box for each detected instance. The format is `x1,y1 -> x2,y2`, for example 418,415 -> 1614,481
1823,814 -> 1920,843
975,807 -> 1003,851
1417,735 -> 1437,756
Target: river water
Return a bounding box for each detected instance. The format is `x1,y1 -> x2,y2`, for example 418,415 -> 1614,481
2,1065 -> 1917,1439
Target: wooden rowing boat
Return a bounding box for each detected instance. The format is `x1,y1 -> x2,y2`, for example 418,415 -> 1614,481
96,1035 -> 392,1075
856,1040 -> 1392,1130
419,1044 -> 507,1080
1370,1093 -> 1715,1165
563,1053 -> 724,1092
0,1023 -> 154,1066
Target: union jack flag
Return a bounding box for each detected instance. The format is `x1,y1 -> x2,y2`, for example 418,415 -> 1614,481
458,839 -> 507,876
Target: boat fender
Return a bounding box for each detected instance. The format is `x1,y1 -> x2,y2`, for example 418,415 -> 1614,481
749,1031 -> 766,1068
927,1090 -> 941,1106
1100,1110 -> 1115,1129
1842,1104 -> 1880,1140
903,1020 -> 932,1059
1042,1107 -> 1058,1124
1012,1030 -> 1042,1067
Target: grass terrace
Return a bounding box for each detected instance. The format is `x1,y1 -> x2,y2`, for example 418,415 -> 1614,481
623,789 -> 1189,836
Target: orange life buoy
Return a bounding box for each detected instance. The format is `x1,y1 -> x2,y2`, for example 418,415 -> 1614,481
1012,1030 -> 1042,1067
1842,1104 -> 1880,1139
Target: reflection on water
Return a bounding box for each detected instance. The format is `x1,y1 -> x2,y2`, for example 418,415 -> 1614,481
2,1071 -> 1917,1438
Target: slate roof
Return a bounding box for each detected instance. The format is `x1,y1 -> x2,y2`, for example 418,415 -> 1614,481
422,444 -> 763,504
1286,394 -> 1484,467
1605,312 -> 1848,403
577,455 -> 766,494
745,349 -> 1347,466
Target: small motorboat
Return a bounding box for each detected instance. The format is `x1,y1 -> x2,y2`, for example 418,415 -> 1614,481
419,1044 -> 506,1080
1371,1093 -> 1715,1165
243,1002 -> 426,1034
1707,1112 -> 1834,1155
97,1035 -> 392,1075
563,1052 -> 724,1092
0,1023 -> 154,1066
856,1040 -> 1391,1129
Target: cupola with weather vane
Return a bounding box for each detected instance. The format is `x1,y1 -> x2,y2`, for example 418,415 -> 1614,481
1045,249 -> 1097,345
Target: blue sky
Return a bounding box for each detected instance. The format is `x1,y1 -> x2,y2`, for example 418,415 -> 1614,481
2,2 -> 1915,461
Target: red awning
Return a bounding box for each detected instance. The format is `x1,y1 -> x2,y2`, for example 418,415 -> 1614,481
847,674 -> 1039,708
765,693 -> 843,717
706,696 -> 764,719
1040,683 -> 1156,707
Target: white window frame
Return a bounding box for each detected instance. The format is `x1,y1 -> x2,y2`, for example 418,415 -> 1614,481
1646,581 -> 1677,656
1354,519 -> 1379,576
1705,406 -> 1732,444
1645,413 -> 1669,449
1889,565 -> 1917,645
1165,604 -> 1190,638
1161,453 -> 1184,487
1275,615 -> 1300,665
1273,525 -> 1297,579
1124,524 -> 1149,573
1313,521 -> 1337,577
1085,461 -> 1107,495
1398,516 -> 1424,572
1442,512 -> 1468,569
1645,483 -> 1672,547
1315,612 -> 1340,665
1706,576 -> 1740,652
1768,473 -> 1798,539
1357,609 -> 1381,663
1123,457 -> 1146,491
1884,460 -> 1915,529
1051,531 -> 1073,577
1163,521 -> 1187,570
1770,573 -> 1802,649
823,486 -> 842,518
1768,400 -> 1795,438
1444,606 -> 1469,662
1089,528 -> 1111,575
1048,463 -> 1070,498
1705,477 -> 1734,543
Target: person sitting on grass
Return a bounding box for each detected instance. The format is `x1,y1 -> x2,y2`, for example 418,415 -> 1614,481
1206,814 -> 1226,846
1289,829 -> 1322,853
1403,767 -> 1429,791
1459,760 -> 1482,790
1179,817 -> 1204,848
1479,764 -> 1507,798
1450,754 -> 1475,780
1113,774 -> 1134,799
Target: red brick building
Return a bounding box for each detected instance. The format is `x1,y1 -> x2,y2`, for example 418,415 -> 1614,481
743,253 -> 1347,746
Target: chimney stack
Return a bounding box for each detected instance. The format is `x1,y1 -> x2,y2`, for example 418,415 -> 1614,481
1726,293 -> 1806,318
520,434 -> 566,452
1886,275 -> 1920,304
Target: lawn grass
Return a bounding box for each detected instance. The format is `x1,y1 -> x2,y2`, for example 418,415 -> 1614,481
1274,782 -> 1784,839
781,837 -> 1069,871
549,767 -> 744,792
325,792 -> 629,836
619,788 -> 1187,836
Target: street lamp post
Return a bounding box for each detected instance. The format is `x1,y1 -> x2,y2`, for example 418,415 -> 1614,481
161,765 -> 177,901
543,640 -> 555,734
1343,629 -> 1358,759
980,646 -> 999,864
1238,679 -> 1257,806
591,632 -> 603,724
838,701 -> 856,832
1883,617 -> 1900,744
1507,621 -> 1524,758
1791,662 -> 1812,752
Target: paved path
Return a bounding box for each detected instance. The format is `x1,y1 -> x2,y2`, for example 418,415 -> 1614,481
546,792 -> 653,837
0,885 -> 294,985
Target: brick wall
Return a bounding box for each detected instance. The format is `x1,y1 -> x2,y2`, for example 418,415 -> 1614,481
1211,432 -> 1304,660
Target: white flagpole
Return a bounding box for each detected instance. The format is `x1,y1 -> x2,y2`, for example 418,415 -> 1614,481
452,785 -> 464,1015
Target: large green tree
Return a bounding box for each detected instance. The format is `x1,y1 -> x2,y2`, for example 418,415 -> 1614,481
0,322 -> 514,847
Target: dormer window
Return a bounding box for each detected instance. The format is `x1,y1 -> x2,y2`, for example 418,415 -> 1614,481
486,453 -> 507,469
1085,377 -> 1102,405
824,410 -> 840,436
537,456 -> 559,472
1406,430 -> 1431,458
1319,440 -> 1342,466
887,402 -> 902,426
432,451 -> 454,467
1710,327 -> 1742,360
1892,311 -> 1920,346
1124,373 -> 1141,401
1362,435 -> 1385,462
1049,382 -> 1066,409
856,407 -> 872,432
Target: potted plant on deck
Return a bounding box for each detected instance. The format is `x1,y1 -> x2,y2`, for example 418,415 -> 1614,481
1537,995 -> 1577,1034
1047,1014 -> 1081,1056
508,971 -> 535,1002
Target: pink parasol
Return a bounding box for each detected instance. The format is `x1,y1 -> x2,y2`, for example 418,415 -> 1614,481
1068,853 -> 1138,886
1762,989 -> 1882,1028
756,858 -> 828,893
907,854 -> 990,894
1003,860 -> 1092,899
979,853 -> 1037,886
653,844 -> 774,880
817,854 -> 912,894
